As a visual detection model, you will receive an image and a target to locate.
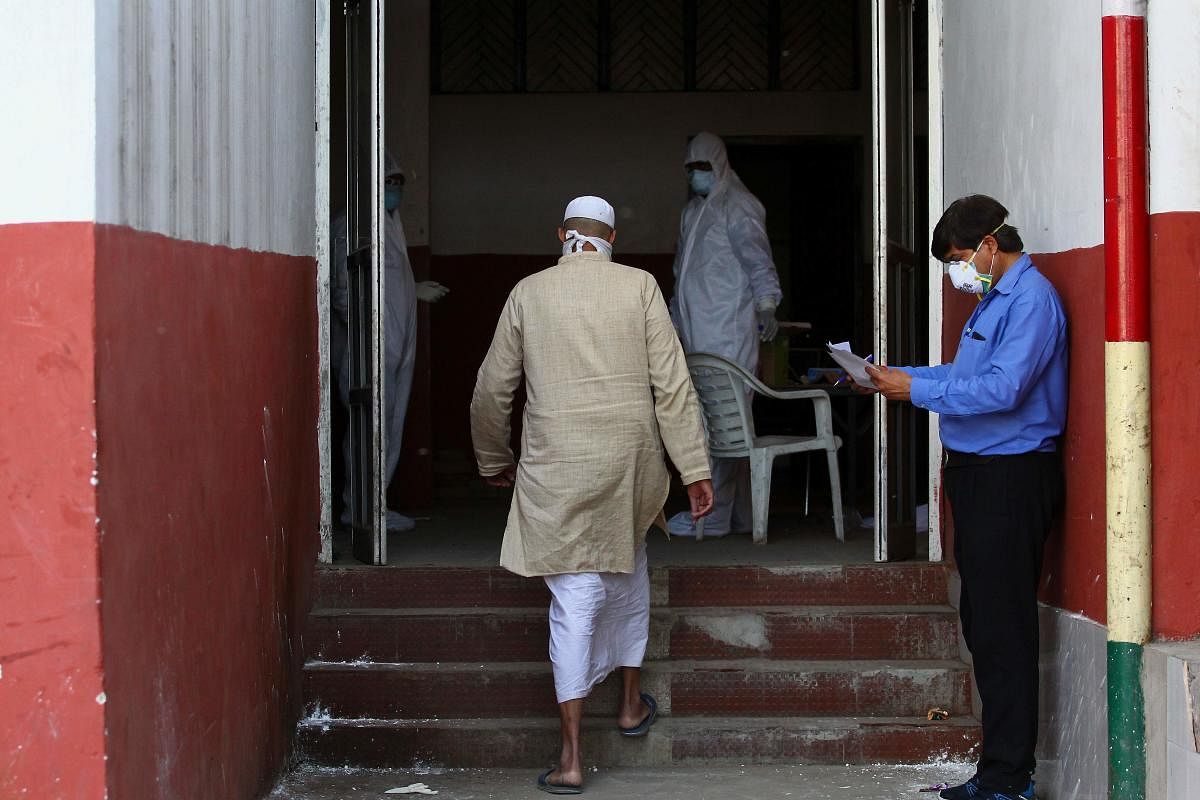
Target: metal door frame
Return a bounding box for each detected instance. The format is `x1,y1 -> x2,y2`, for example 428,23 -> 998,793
870,0 -> 889,561
316,0 -> 387,565
873,0 -> 939,562
925,0 -> 945,562
346,0 -> 387,564
316,0 -> 333,563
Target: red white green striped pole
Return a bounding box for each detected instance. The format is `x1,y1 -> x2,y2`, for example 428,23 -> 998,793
1103,2 -> 1151,798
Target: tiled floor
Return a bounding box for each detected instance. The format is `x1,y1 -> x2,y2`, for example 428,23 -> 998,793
333,477 -> 927,569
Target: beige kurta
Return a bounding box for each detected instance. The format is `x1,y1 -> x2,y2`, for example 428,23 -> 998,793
470,251 -> 711,577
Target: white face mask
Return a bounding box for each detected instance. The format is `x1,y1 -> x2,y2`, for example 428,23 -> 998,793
561,229 -> 613,259
944,225 -> 1002,295
945,256 -> 992,294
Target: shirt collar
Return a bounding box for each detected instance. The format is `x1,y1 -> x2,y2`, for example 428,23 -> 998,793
990,252 -> 1032,295
557,250 -> 612,265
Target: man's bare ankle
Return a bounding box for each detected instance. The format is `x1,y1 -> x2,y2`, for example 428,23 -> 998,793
552,765 -> 583,786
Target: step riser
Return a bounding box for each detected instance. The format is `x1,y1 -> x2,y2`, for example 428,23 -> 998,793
667,566 -> 949,608
304,668 -> 971,720
314,568 -> 549,610
298,723 -> 980,768
307,612 -> 960,663
314,565 -> 950,610
669,669 -> 971,717
671,613 -> 960,661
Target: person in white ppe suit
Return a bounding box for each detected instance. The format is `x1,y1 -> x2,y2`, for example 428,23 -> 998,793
331,153 -> 449,531
667,131 -> 783,538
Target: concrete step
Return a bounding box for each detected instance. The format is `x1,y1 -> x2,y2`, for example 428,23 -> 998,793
297,715 -> 981,768
312,563 -> 950,610
665,564 -> 949,608
306,605 -> 961,663
302,659 -> 972,720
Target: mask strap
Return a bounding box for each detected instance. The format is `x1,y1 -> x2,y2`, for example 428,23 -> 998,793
562,229 -> 613,258
969,221 -> 1008,297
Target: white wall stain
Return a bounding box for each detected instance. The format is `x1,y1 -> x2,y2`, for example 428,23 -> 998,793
684,613 -> 770,652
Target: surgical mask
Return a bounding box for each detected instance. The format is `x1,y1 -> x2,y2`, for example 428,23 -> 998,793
688,169 -> 715,196
384,185 -> 403,212
561,229 -> 613,259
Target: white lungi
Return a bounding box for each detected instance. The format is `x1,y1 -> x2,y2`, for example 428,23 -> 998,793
544,543 -> 650,703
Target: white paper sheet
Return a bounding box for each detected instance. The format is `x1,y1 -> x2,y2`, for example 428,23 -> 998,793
826,341 -> 875,386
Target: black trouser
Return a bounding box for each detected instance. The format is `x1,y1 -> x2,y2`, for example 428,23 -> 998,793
944,450 -> 1063,794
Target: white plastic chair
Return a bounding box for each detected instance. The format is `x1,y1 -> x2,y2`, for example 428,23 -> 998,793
685,352 -> 845,544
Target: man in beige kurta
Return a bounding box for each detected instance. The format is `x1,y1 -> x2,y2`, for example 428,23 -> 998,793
471,195 -> 713,794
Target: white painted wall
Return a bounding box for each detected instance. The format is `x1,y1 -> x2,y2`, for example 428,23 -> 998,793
94,0 -> 316,257
0,2 -> 96,225
1149,0 -> 1200,215
942,0 -> 1104,253
1036,606 -> 1109,800
1145,640 -> 1200,800
431,91 -> 871,255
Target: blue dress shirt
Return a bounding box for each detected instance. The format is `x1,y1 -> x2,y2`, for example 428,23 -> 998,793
898,254 -> 1068,455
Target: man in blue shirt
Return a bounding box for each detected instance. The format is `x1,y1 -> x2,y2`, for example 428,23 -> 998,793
863,195 -> 1067,800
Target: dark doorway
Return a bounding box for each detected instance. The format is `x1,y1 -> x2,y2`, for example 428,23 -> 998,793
726,138 -> 866,351
724,138 -> 873,517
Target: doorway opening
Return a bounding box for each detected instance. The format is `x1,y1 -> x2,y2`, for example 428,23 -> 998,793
316,0 -> 937,566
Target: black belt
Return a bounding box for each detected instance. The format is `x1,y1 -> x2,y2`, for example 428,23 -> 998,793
943,448 -> 1056,469
943,449 -> 994,469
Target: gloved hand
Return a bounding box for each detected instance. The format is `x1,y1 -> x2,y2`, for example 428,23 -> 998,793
415,281 -> 449,303
756,304 -> 778,342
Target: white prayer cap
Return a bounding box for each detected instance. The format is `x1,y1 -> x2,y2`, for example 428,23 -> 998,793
563,195 -> 615,228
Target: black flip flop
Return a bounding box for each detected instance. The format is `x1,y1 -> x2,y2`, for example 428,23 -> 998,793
618,692 -> 658,737
537,768 -> 583,795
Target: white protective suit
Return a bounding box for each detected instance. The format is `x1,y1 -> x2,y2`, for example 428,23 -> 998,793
668,132 -> 782,537
331,153 -> 418,531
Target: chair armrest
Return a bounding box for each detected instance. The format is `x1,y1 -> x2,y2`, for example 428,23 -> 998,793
755,386 -> 832,403
687,351 -> 833,405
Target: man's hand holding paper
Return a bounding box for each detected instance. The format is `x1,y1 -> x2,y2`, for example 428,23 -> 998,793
865,364 -> 912,400
825,341 -> 877,388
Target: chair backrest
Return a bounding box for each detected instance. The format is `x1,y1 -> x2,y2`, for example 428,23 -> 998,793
685,352 -> 757,458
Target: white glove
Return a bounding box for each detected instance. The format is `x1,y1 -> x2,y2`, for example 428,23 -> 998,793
415,281 -> 449,303
756,304 -> 779,342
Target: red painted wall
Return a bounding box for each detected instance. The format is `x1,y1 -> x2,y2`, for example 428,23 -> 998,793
942,212 -> 1200,638
1145,212 -> 1200,639
1034,245 -> 1107,625
0,222 -> 107,799
939,245 -> 1108,624
93,226 -> 320,799
941,245 -> 1110,624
